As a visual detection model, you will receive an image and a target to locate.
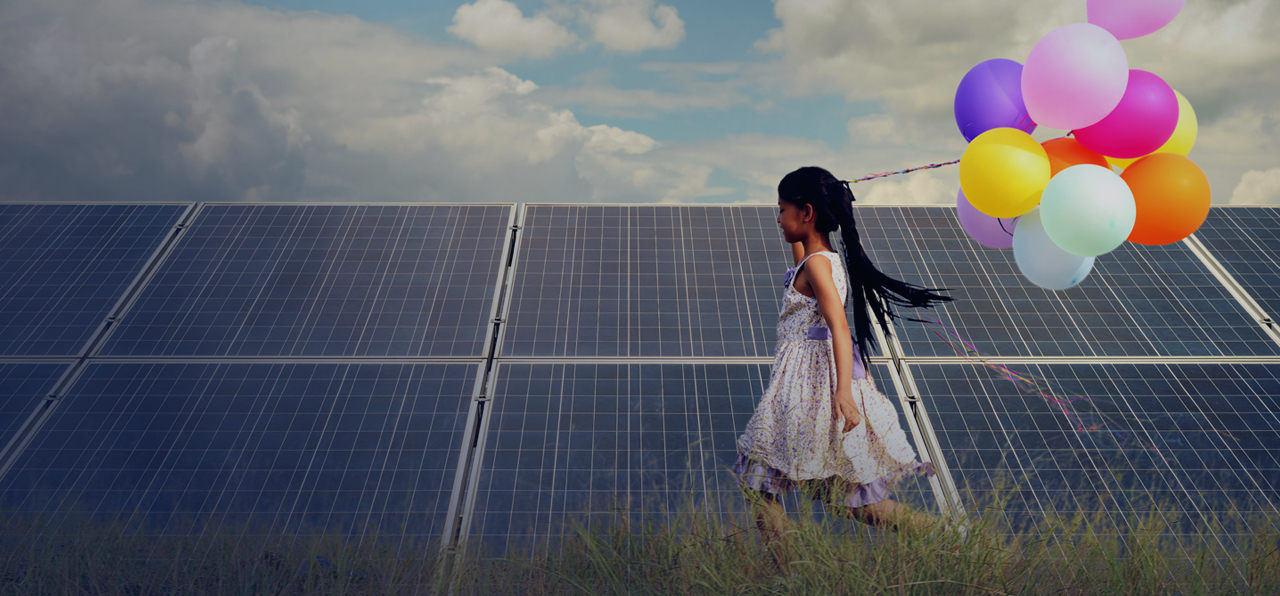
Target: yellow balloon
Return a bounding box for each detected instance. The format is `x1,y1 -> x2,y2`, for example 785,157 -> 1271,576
959,128 -> 1050,218
1107,89 -> 1197,170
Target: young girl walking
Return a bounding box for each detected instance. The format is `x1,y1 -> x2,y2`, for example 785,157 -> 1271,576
732,166 -> 956,574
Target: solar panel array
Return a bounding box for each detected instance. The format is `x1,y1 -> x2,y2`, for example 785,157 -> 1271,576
0,202 -> 1276,580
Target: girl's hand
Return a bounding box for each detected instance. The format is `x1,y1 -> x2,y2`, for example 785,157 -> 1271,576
832,386 -> 862,433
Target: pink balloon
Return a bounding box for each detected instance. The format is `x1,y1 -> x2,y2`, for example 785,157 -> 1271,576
1088,0 -> 1185,40
1022,23 -> 1129,131
1073,70 -> 1178,159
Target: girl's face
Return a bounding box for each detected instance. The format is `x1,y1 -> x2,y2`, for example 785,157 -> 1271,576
777,198 -> 809,243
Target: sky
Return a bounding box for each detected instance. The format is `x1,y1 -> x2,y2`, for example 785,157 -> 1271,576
0,0 -> 1276,206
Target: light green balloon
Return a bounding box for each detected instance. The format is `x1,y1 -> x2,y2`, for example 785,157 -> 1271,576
1039,164 -> 1136,257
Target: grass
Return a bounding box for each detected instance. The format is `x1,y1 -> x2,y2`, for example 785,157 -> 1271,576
1,472 -> 1277,595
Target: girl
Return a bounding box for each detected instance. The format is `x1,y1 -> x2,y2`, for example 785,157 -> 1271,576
732,166 -> 956,574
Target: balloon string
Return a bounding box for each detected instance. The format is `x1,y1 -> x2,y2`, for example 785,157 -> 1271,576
843,158 -> 1023,236
912,317 -> 1241,454
844,159 -> 960,184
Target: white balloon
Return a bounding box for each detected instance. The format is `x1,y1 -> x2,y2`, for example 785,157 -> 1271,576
1013,207 -> 1095,290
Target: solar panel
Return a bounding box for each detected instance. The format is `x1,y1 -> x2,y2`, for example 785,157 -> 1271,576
0,204 -> 186,357
0,363 -> 71,456
97,204 -> 511,358
855,206 -> 1280,358
462,362 -> 937,561
0,362 -> 476,549
1190,207 -> 1280,321
501,205 -> 859,358
915,361 -> 1280,559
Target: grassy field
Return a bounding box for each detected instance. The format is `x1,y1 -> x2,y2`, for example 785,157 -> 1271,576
1,477 -> 1277,595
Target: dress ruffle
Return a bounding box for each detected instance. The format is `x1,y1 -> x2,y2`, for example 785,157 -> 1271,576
732,451 -> 935,509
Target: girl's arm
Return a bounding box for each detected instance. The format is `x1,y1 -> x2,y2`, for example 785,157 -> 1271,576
803,256 -> 855,396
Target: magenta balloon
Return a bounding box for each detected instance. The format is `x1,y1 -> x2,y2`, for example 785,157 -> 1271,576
1088,0 -> 1185,40
1073,70 -> 1178,159
957,189 -> 1017,249
1021,23 -> 1128,131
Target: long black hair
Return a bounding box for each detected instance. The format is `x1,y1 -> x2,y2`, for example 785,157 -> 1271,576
779,166 -> 955,371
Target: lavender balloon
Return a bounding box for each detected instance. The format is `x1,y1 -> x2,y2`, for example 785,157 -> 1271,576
954,59 -> 1036,142
957,188 -> 1018,249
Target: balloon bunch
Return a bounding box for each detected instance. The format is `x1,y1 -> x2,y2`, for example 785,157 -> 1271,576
952,0 -> 1210,290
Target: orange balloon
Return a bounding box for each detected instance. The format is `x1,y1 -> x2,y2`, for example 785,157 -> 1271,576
1121,153 -> 1211,245
1042,137 -> 1109,176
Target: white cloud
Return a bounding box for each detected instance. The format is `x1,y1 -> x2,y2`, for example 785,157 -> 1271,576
180,36 -> 310,186
846,114 -> 899,145
1230,168 -> 1280,205
858,170 -> 952,205
0,0 -> 720,204
532,80 -> 748,118
413,67 -> 656,165
581,0 -> 685,53
659,134 -> 833,203
448,0 -> 577,59
583,125 -> 658,154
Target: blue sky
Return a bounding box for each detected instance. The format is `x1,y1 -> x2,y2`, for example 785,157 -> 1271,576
1,0 -> 1276,205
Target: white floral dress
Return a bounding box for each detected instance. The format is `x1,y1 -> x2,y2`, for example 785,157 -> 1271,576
732,251 -> 935,511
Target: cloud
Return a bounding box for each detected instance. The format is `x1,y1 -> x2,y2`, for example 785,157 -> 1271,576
531,80 -> 749,118
858,170 -> 952,205
659,133 -> 833,203
0,0 -> 722,204
581,0 -> 685,53
1230,168 -> 1280,205
0,5 -> 321,203
752,0 -> 1280,206
416,66 -> 656,165
448,0 -> 577,59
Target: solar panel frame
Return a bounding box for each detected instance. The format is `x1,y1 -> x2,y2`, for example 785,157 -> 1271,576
1189,207 -> 1280,328
0,362 -> 75,469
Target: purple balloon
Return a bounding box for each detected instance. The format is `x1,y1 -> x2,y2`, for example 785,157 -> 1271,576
954,58 -> 1036,142
957,188 -> 1017,249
